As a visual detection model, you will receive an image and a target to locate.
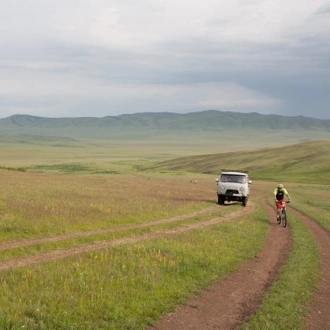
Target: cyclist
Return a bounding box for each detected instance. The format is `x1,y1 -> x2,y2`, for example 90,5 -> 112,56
273,184 -> 291,221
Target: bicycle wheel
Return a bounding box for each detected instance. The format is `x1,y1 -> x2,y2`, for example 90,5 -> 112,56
282,209 -> 287,227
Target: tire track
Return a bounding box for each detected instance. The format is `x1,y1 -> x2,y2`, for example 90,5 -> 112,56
0,206 -> 221,251
0,204 -> 253,271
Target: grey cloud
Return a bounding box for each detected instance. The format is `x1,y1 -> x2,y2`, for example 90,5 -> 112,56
315,3 -> 330,14
0,1 -> 329,120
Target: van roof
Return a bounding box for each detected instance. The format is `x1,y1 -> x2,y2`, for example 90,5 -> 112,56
221,170 -> 248,175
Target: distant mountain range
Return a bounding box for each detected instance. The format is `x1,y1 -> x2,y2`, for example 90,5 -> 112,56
1,111 -> 330,178
1,111 -> 330,148
1,110 -> 330,132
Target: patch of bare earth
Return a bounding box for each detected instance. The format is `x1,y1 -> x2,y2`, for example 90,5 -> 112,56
147,199 -> 292,330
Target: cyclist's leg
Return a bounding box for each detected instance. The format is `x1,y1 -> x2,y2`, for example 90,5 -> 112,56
275,200 -> 281,220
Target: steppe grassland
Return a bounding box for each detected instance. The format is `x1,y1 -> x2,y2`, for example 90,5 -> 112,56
0,169 -> 216,240
0,195 -> 268,329
1,139 -> 330,329
0,137 -> 232,170
1,129 -> 316,170
0,160 -> 272,329
2,181 -> 327,330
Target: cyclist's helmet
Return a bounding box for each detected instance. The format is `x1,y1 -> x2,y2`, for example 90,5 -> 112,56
277,183 -> 283,189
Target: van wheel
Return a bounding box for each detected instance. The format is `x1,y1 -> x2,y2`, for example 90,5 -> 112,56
242,197 -> 248,207
218,196 -> 225,205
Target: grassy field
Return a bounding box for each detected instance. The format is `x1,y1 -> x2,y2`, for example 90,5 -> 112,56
0,169 -> 266,329
0,138 -> 329,329
0,170 -> 217,239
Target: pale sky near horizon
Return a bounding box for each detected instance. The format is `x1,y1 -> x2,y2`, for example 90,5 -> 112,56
1,0 -> 330,120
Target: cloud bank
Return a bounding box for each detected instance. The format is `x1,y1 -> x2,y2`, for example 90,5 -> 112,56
0,0 -> 329,119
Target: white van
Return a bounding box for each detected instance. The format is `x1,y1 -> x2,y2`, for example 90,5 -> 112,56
215,170 -> 252,207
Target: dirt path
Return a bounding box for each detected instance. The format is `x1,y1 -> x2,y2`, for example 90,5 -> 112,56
147,203 -> 330,330
147,199 -> 292,330
0,204 -> 253,271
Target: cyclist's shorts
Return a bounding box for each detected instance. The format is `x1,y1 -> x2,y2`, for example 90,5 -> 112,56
276,199 -> 285,209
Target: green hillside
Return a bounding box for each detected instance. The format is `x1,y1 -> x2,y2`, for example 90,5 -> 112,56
152,140 -> 330,184
1,110 -> 330,134
1,111 -> 330,154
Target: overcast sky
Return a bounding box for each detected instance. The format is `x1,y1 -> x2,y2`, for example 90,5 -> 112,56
1,1 -> 330,119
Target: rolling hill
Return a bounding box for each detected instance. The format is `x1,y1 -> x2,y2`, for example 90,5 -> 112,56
151,140 -> 330,184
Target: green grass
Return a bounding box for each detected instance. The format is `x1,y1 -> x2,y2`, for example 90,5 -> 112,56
0,200 -> 268,329
0,206 -> 238,261
0,166 -> 26,172
0,135 -> 330,329
0,171 -> 216,240
288,186 -> 330,232
30,162 -> 114,174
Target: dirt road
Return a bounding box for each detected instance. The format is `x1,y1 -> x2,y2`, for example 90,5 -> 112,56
147,201 -> 330,330
147,200 -> 292,330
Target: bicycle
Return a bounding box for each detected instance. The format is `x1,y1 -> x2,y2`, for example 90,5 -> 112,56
276,200 -> 290,227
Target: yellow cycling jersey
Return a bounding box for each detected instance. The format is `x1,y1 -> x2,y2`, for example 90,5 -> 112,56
273,188 -> 288,200
273,188 -> 288,194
